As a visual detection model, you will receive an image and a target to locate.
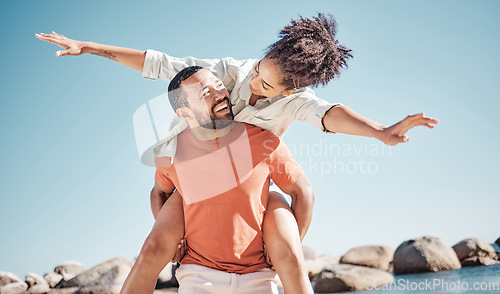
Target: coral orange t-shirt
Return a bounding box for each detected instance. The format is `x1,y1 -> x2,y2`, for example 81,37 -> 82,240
155,123 -> 303,274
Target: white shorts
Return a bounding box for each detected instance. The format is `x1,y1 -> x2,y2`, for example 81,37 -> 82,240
175,264 -> 279,294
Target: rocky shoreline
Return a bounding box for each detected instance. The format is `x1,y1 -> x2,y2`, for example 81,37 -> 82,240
1,236 -> 499,293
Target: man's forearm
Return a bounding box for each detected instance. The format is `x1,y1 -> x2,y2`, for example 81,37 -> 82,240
323,105 -> 386,140
82,42 -> 146,72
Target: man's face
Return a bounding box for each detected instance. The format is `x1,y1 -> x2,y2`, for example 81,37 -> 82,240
181,69 -> 233,129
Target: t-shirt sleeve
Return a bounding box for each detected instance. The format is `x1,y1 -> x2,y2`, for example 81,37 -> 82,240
269,141 -> 304,190
142,49 -> 230,82
293,89 -> 342,133
155,168 -> 176,191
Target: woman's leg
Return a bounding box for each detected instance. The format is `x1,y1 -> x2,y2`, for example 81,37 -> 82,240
120,190 -> 185,294
262,192 -> 313,294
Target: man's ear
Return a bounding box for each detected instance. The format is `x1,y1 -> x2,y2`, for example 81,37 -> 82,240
176,107 -> 194,121
282,89 -> 297,97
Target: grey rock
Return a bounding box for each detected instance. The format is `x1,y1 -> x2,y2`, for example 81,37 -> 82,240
43,273 -> 63,288
453,238 -> 497,264
0,272 -> 22,287
314,264 -> 394,293
0,281 -> 28,293
393,236 -> 461,274
55,257 -> 132,293
156,263 -> 178,288
340,245 -> 394,271
302,246 -> 318,260
54,262 -> 86,281
26,273 -> 49,288
305,255 -> 340,281
461,256 -> 499,267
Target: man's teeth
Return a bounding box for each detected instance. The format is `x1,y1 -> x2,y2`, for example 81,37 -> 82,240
214,101 -> 228,112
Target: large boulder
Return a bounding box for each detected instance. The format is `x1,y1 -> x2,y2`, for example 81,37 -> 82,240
305,255 -> 340,281
44,272 -> 63,288
452,238 -> 498,267
461,256 -> 499,266
340,245 -> 394,271
393,236 -> 461,274
54,262 -> 87,281
0,281 -> 28,293
25,273 -> 48,288
0,272 -> 22,287
25,284 -> 51,294
302,246 -> 318,260
55,257 -> 132,293
314,264 -> 394,293
453,238 -> 497,260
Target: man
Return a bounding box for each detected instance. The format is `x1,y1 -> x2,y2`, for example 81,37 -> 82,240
121,66 -> 314,294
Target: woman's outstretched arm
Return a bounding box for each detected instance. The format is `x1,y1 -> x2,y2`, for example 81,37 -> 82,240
36,32 -> 146,71
323,105 -> 439,146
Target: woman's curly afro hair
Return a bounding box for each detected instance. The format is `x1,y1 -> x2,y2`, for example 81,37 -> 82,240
266,13 -> 353,90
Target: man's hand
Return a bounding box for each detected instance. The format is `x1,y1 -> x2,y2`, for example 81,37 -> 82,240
36,32 -> 86,57
379,113 -> 439,146
171,238 -> 187,263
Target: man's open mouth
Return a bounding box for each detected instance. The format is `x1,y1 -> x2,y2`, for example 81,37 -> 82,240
213,100 -> 230,113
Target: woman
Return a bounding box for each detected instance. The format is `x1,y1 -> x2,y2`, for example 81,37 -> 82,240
37,13 -> 438,294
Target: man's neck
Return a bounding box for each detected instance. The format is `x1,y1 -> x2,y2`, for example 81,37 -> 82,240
190,121 -> 239,141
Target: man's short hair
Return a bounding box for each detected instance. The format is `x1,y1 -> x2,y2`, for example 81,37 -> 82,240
167,66 -> 205,111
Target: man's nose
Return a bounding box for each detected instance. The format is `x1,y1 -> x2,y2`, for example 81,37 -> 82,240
213,88 -> 225,102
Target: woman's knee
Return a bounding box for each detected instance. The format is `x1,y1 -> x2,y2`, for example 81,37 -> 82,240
267,191 -> 292,212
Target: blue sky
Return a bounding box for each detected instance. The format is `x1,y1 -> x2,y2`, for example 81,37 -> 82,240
1,0 -> 499,278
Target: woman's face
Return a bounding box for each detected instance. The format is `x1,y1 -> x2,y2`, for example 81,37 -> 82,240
249,57 -> 289,98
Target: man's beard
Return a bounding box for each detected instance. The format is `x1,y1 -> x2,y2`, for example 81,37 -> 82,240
194,97 -> 234,130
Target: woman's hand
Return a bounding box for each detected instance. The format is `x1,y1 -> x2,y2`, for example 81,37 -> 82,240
379,113 -> 439,146
36,32 -> 146,71
36,31 -> 87,57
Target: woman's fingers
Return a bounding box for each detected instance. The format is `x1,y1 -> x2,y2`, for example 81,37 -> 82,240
39,32 -> 59,39
56,50 -> 70,57
36,33 -> 71,52
383,113 -> 438,145
36,33 -> 60,43
36,34 -> 66,48
38,32 -> 67,43
409,113 -> 439,125
399,113 -> 439,133
52,31 -> 64,37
